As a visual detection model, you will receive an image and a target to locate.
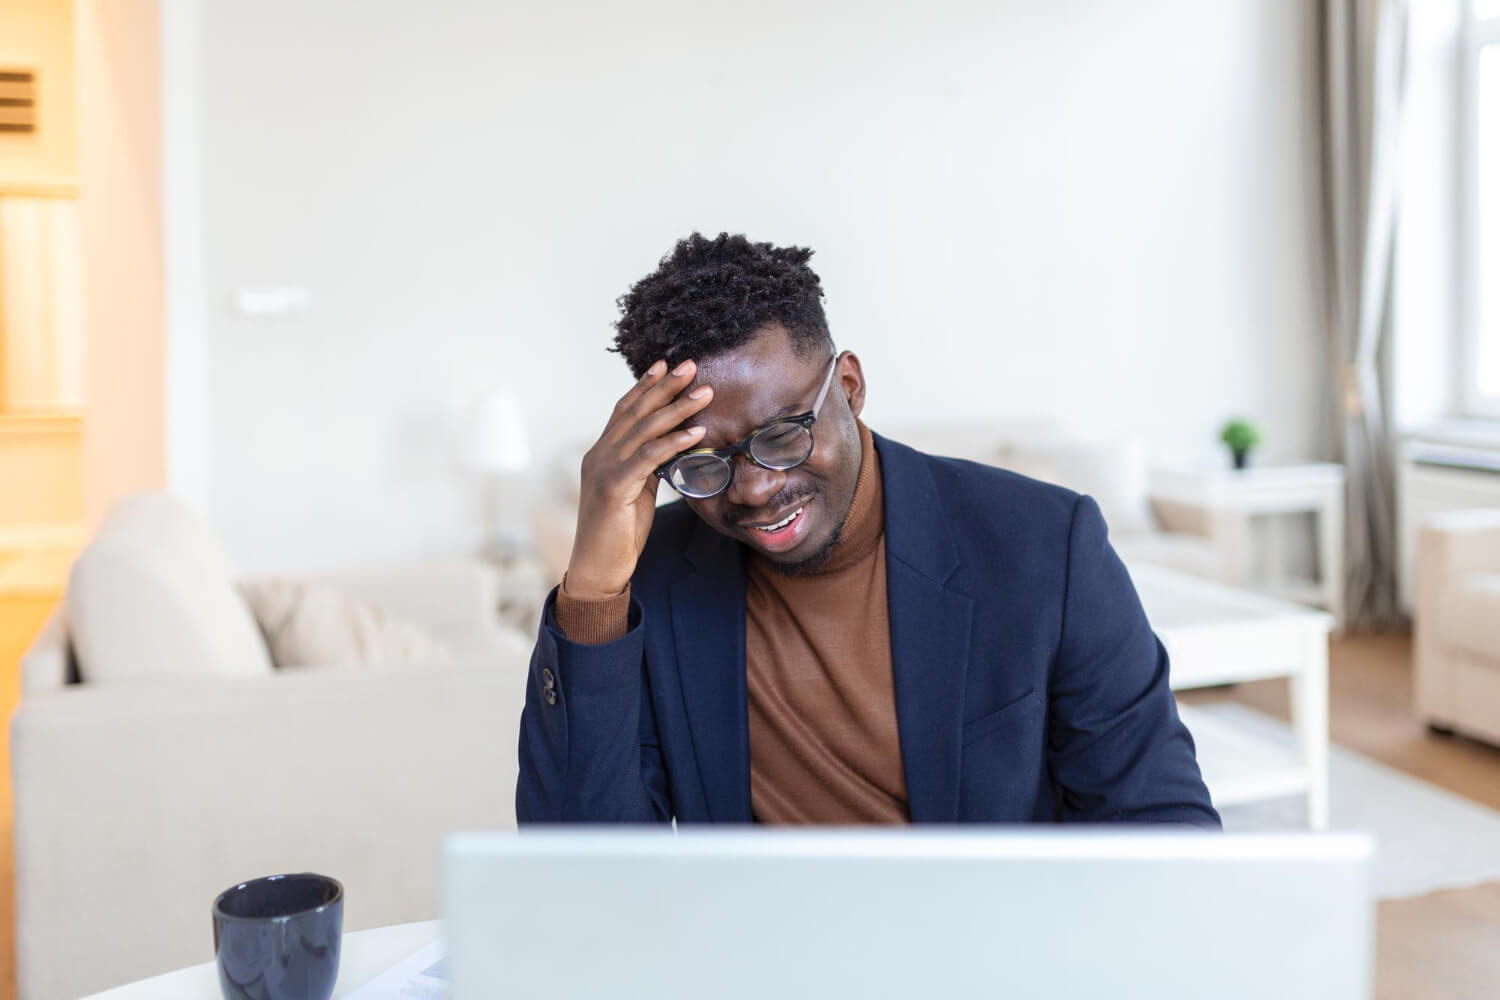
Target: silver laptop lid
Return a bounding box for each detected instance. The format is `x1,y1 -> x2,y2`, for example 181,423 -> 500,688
444,829 -> 1373,1000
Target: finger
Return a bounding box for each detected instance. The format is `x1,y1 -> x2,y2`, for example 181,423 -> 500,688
619,425 -> 708,484
617,384 -> 714,458
636,473 -> 660,508
610,358 -> 700,435
611,358 -> 669,419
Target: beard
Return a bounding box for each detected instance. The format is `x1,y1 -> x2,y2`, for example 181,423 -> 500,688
759,499 -> 850,577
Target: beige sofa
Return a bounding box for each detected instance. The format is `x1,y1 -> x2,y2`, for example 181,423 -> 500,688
12,494 -> 533,1000
1415,507 -> 1500,746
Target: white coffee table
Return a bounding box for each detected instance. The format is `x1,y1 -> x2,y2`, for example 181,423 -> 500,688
1130,563 -> 1332,828
81,920 -> 441,999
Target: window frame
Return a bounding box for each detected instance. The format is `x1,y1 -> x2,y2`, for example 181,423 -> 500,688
1458,4 -> 1500,417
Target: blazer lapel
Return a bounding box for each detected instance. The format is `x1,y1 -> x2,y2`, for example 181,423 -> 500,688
669,518 -> 752,822
874,433 -> 973,823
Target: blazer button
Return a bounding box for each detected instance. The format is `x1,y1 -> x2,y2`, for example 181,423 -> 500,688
542,668 -> 555,686
544,686 -> 557,706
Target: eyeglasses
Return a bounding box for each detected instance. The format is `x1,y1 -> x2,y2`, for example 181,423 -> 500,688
655,352 -> 842,499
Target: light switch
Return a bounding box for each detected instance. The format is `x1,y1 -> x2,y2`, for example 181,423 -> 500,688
232,286 -> 313,316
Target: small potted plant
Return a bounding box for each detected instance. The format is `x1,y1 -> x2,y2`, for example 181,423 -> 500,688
1219,418 -> 1261,470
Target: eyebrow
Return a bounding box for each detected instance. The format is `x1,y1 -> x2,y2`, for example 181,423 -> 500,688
684,400 -> 804,448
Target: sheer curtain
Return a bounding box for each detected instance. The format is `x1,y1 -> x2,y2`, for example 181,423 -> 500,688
1319,0 -> 1409,627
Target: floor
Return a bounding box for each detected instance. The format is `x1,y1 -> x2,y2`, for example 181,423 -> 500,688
0,594 -> 1495,998
1180,630 -> 1500,999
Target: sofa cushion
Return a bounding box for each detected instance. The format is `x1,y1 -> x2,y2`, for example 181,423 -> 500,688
67,493 -> 273,683
1437,573 -> 1500,662
237,578 -> 458,669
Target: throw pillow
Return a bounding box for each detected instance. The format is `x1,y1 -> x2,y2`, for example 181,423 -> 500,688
68,494 -> 274,684
237,578 -> 458,669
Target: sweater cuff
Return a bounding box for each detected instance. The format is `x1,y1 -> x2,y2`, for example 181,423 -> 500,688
555,576 -> 632,645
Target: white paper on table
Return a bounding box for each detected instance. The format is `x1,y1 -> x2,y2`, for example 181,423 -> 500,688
343,940 -> 448,1000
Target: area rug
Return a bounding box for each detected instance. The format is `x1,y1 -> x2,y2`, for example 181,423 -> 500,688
1200,702 -> 1500,900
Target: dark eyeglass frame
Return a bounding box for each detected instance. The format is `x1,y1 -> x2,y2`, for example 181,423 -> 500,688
655,352 -> 843,499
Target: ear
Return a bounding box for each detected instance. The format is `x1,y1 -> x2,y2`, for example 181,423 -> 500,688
838,351 -> 867,419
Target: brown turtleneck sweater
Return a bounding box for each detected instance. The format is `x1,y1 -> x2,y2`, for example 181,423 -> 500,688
555,421 -> 908,824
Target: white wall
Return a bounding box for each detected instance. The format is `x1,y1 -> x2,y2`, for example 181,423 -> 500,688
181,0 -> 1326,573
78,0 -> 167,528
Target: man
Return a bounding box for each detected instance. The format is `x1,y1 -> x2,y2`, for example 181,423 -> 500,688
517,232 -> 1219,827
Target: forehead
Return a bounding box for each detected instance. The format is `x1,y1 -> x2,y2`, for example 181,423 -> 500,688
687,326 -> 826,444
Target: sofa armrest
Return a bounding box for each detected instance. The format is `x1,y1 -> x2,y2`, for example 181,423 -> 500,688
18,605 -> 73,694
253,558 -> 503,641
10,663 -> 526,1000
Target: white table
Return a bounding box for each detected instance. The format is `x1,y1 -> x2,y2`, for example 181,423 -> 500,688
1149,462 -> 1346,631
82,921 -> 441,999
1132,563 -> 1333,829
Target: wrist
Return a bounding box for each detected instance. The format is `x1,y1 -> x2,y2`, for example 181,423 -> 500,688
562,570 -> 629,603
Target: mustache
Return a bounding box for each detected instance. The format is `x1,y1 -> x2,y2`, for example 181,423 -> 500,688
729,489 -> 815,527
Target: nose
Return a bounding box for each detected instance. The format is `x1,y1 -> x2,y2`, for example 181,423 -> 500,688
725,454 -> 784,510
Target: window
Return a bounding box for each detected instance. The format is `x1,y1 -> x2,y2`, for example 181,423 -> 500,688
1462,1 -> 1500,415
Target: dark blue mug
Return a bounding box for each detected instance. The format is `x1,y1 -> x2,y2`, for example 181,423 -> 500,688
213,873 -> 343,1000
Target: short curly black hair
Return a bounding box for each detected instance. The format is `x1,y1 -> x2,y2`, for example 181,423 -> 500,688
611,232 -> 833,378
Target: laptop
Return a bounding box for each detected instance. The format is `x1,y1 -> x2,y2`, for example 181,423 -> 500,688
443,828 -> 1373,999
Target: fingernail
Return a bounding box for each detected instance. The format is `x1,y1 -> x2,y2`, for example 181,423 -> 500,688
689,386 -> 711,399
648,360 -> 666,376
686,425 -> 706,436
673,359 -> 694,376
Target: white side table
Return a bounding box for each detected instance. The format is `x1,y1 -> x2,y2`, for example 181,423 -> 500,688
1149,462 -> 1346,632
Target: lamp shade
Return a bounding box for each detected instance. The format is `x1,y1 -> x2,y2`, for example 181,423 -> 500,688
465,390 -> 531,473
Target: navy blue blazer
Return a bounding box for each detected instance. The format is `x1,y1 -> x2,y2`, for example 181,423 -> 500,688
517,432 -> 1220,827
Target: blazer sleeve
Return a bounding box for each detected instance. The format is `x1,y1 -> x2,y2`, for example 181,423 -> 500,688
515,586 -> 672,823
1047,495 -> 1222,827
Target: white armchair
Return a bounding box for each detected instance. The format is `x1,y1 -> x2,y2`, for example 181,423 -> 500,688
1414,507 -> 1500,746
